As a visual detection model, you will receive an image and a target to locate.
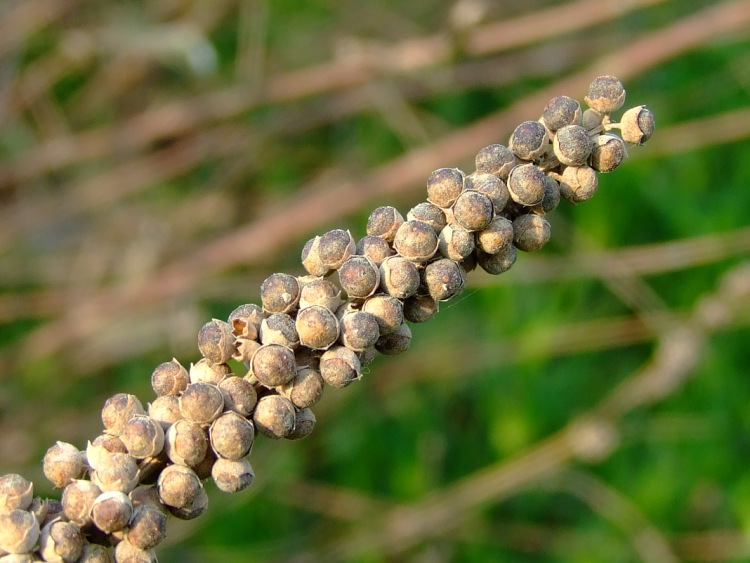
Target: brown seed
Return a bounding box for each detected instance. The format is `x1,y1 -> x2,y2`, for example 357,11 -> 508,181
438,223 -> 475,261
361,294 -> 404,335
233,336 -> 262,365
379,256 -> 420,299
507,163 -> 546,207
227,303 -> 265,338
253,395 -> 296,439
403,294 -> 439,323
585,75 -> 626,114
295,305 -> 340,350
209,412 -> 255,460
127,505 -> 167,551
366,206 -> 404,243
318,229 -> 356,269
167,485 -> 208,521
218,376 -> 258,416
101,394 -> 146,437
165,419 -> 208,467
426,168 -> 464,208
197,319 -> 235,364
279,366 -> 325,408
260,273 -> 300,314
375,323 -> 412,356
211,458 -> 255,493
513,214 -> 551,252
476,215 -> 514,255
189,358 -> 231,385
61,480 -> 101,528
90,491 -> 132,533
338,310 -> 381,352
553,124 -> 593,166
0,474 -> 33,514
590,133 -> 627,173
407,202 -> 447,234
157,464 -> 201,509
559,165 -> 599,204
43,442 -> 84,489
320,346 -> 362,388
286,408 -> 316,440
423,259 -> 466,301
464,173 -> 510,212
179,383 -> 224,425
120,415 -> 165,459
355,235 -> 395,265
475,144 -> 516,180
151,359 -> 189,397
541,95 -> 582,132
86,434 -> 127,472
250,344 -> 297,387
338,255 -> 380,299
393,220 -> 439,262
0,509 -> 40,554
453,190 -> 494,232
260,313 -> 300,349
532,175 -> 561,215
301,235 -> 331,277
620,105 -> 655,145
509,120 -> 549,161
299,277 -> 344,310
39,519 -> 82,563
91,452 -> 139,493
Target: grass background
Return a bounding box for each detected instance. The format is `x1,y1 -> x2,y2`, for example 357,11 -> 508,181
1,0 -> 750,561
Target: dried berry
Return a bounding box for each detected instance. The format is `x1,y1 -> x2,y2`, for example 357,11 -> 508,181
379,256 -> 420,299
43,442 -> 84,489
375,322 -> 412,356
590,133 -> 627,172
476,215 -> 514,255
533,175 -> 561,215
318,229 -> 356,270
165,419 -> 208,467
426,168 -> 464,208
179,382 -> 224,426
559,165 -> 598,204
464,173 -> 509,212
541,95 -> 582,132
127,505 -> 167,551
423,259 -> 466,301
320,346 -> 362,388
157,464 -> 202,509
253,395 -> 296,439
507,163 -> 546,206
228,303 -> 265,338
101,394 -> 145,437
61,480 -> 101,527
366,206 -> 404,243
553,124 -> 593,166
406,202 -> 447,234
509,120 -> 549,161
279,366 -> 324,408
513,213 -> 551,252
209,412 -> 255,460
298,278 -> 344,311
218,376 -> 257,416
295,305 -> 340,350
211,458 -> 255,493
91,452 -> 139,493
197,319 -> 235,364
453,190 -> 494,232
148,395 -> 182,431
338,255 -> 380,299
585,75 -> 626,114
438,223 -> 475,261
90,490 -> 132,533
393,220 -> 439,262
355,235 -> 394,265
361,294 -> 404,335
403,294 -> 439,323
260,313 -> 300,349
0,474 -> 33,514
338,309 -> 381,352
260,273 -> 300,314
0,509 -> 39,554
39,519 -> 82,563
150,359 -> 189,396
620,105 -> 655,144
475,144 -> 516,179
581,107 -> 604,131
477,244 -> 518,275
120,415 -> 165,459
167,485 -> 208,521
286,408 -> 316,440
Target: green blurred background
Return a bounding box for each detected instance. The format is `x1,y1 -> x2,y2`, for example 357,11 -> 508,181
1,0 -> 750,561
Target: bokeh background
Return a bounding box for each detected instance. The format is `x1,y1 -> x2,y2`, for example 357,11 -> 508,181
2,0 -> 750,561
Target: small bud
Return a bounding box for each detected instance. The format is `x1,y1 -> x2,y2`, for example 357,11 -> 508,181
165,419 -> 208,467
475,144 -> 516,180
476,215 -> 514,255
541,95 -> 582,132
0,509 -> 39,554
179,383 -> 224,425
477,244 -> 518,275
464,173 -> 510,213
403,294 -> 438,323
298,278 -> 344,311
320,346 -> 362,388
301,236 -> 331,277
218,376 -> 257,416
253,395 -> 296,439
585,75 -> 626,114
227,303 -> 265,338
590,133 -> 627,173
90,491 -> 132,533
86,434 -> 127,472
620,105 -> 655,145
101,394 -> 145,437
113,538 -> 157,563
61,481 -> 101,527
260,273 -> 300,314
338,255 -> 380,299
167,486 -> 208,521
148,395 -> 183,430
127,505 -> 167,551
375,322 -> 412,356
197,319 -> 235,364
279,366 -> 324,409
120,415 -> 165,459
189,358 -> 231,385
157,464 -> 201,509
513,214 -> 551,252
393,220 -> 439,262
318,229 -> 356,270
559,165 -> 598,204
509,120 -> 549,161
366,206 -> 404,243
209,412 -> 255,460
150,359 -> 189,396
0,474 -> 33,514
294,306 -> 339,351
260,313 -> 300,349
423,259 -> 466,301
286,408 -> 316,440
379,256 -> 420,299
407,202 -> 447,234
361,294 -> 404,335
452,190 -> 494,232
426,168 -> 464,208
507,163 -> 546,206
211,458 -> 255,493
39,520 -> 82,563
338,310 -> 380,352
438,223 -> 475,261
43,442 -> 84,489
553,124 -> 593,166
355,235 -> 394,266
91,452 -> 139,493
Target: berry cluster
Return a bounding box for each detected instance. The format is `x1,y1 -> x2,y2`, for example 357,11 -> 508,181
0,76 -> 653,562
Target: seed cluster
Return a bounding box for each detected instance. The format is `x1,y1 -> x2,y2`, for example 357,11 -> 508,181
0,76 -> 652,562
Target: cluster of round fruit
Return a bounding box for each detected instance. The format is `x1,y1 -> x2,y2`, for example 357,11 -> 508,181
0,76 -> 653,562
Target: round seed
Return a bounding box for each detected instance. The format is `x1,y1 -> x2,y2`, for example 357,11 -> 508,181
253,395 -> 296,439
590,133 -> 627,173
475,144 -> 516,180
553,124 -> 593,166
393,220 -> 439,262
151,359 -> 189,397
407,202 -> 447,234
356,235 -> 394,265
423,259 -> 466,301
464,173 -> 509,212
362,294 -> 404,335
559,165 -> 598,204
379,256 -> 420,299
477,244 -> 518,275
513,214 -> 551,252
585,75 -> 626,114
366,206 -> 404,243
338,310 -> 380,352
453,190 -> 494,232
620,105 -> 655,145
403,294 -> 439,323
507,163 -> 546,206
197,319 -> 235,364
476,215 -> 514,255
318,229 -> 356,270
509,120 -> 549,161
438,223 -> 475,261
296,305 -> 340,350
320,346 -> 362,388
250,344 -> 297,387
179,383 -> 224,425
426,168 -> 464,208
260,313 -> 300,349
260,273 -> 300,314
338,255 -> 380,299
541,95 -> 582,132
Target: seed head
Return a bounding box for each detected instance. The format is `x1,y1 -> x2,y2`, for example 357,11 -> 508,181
101,394 -> 145,437
218,376 -> 258,416
127,505 -> 167,551
197,319 -> 235,364
507,163 -> 546,206
366,206 -> 404,243
513,214 -> 551,252
541,95 -> 582,132
553,124 -> 593,166
150,359 -> 189,396
464,173 -> 509,212
375,322 -> 412,356
393,220 -> 439,262
620,105 -> 655,145
179,382 -> 224,425
559,165 -> 598,204
318,229 -> 356,270
189,358 -> 231,385
0,509 -> 39,554
403,294 -> 439,323
338,255 -> 380,299
0,474 -> 33,514
320,346 -> 362,388
407,202 -> 447,234
279,366 -> 325,408
295,305 -> 340,350
509,120 -> 549,161
227,303 -> 265,338
260,273 -> 300,314
90,490 -> 132,533
355,235 -> 394,266
423,259 -> 466,301
426,168 -> 464,208
260,313 -> 300,349
338,309 -> 380,352
286,408 -> 316,440
590,133 -> 627,173
438,223 -> 475,261
120,415 -> 165,459
157,464 -> 202,509
61,480 -> 101,528
209,412 -> 255,460
43,442 -> 84,489
165,419 -> 208,467
475,144 -> 516,180
453,190 -> 494,232
39,519 -> 82,563
211,458 -> 255,494
253,395 -> 296,439
379,256 -> 420,299
361,294 -> 404,335
585,75 -> 626,114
